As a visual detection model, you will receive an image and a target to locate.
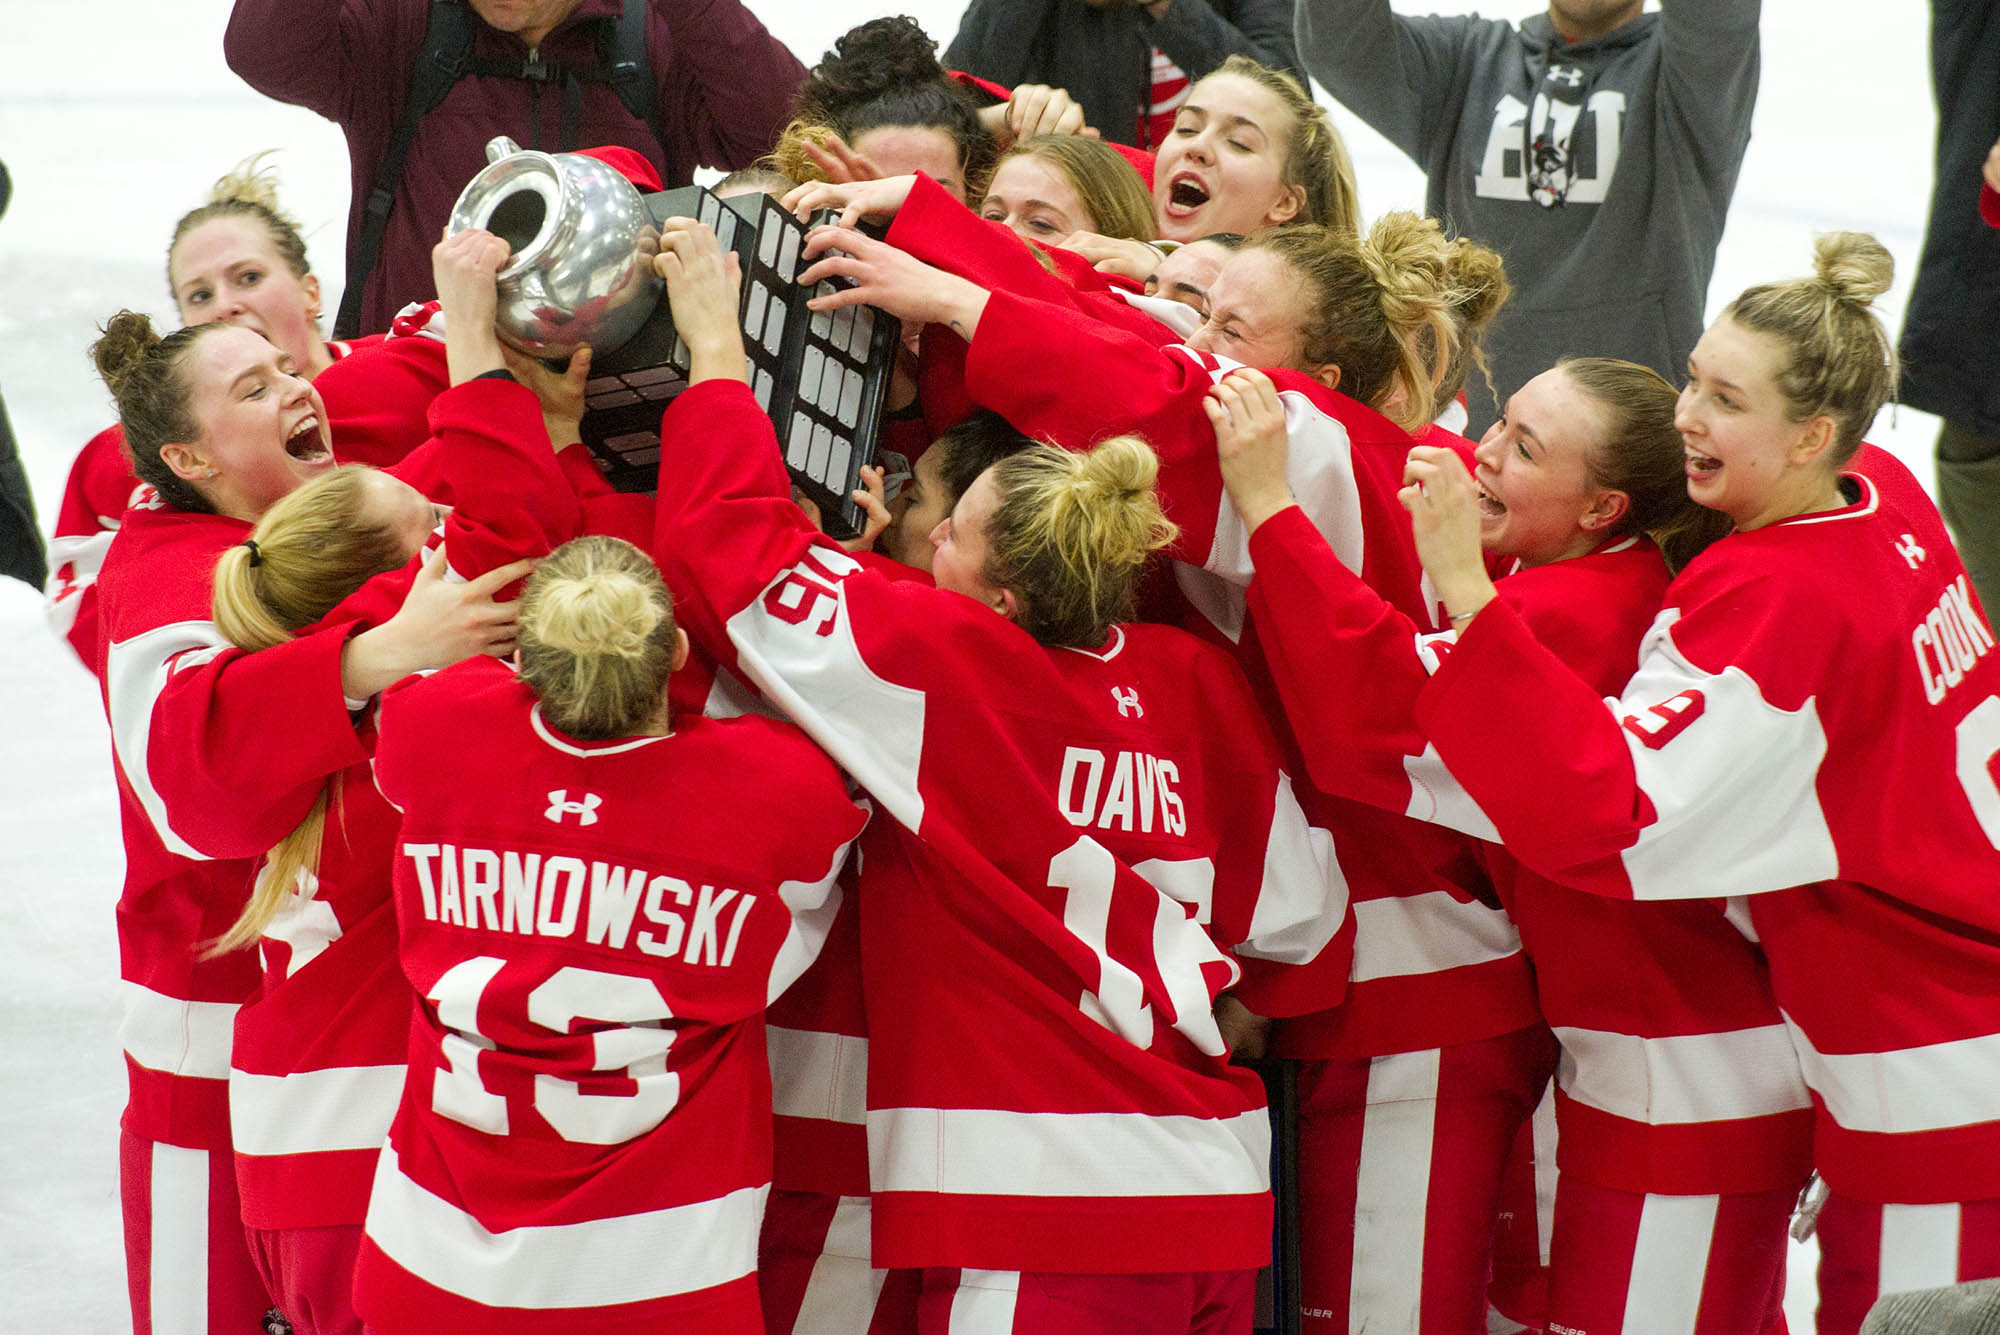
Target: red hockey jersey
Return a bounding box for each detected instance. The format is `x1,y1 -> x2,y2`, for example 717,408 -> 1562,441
957,285 -> 1537,1060
1416,472 -> 2000,1204
96,498 -> 360,1149
882,172 -> 1182,439
1247,508 -> 1814,1194
229,376 -> 587,1227
353,661 -> 864,1334
651,379 -> 1352,1275
100,373 -> 569,1150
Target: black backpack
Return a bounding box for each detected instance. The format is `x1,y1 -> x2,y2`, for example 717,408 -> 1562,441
335,0 -> 658,338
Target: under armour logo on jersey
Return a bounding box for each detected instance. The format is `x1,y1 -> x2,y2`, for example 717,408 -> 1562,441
1896,533 -> 1927,569
544,790 -> 602,825
1546,63 -> 1584,89
1111,686 -> 1143,718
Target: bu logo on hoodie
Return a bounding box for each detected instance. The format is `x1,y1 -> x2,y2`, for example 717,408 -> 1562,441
1473,86 -> 1627,206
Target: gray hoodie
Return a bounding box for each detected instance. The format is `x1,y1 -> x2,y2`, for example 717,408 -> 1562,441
1296,1 -> 1760,431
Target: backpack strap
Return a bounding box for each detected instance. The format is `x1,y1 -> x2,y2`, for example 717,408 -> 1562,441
595,0 -> 670,180
603,0 -> 656,127
335,0 -> 476,338
462,1 -> 659,160
335,0 -> 664,334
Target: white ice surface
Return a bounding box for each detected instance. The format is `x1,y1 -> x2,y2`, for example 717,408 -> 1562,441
0,1 -> 1937,1327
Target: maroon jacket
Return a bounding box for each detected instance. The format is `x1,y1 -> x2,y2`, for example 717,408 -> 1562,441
225,0 -> 806,334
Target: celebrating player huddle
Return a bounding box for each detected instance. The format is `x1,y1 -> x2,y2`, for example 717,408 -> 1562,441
43,7 -> 2000,1335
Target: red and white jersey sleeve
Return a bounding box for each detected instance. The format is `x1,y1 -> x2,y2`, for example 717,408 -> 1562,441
886,172 -> 1179,348
423,377 -> 582,582
960,289 -> 1437,642
651,380 -> 1351,1275
1249,507 -> 1812,1191
94,504 -> 358,1147
45,423 -> 146,671
1418,474 -> 2000,1204
887,172 -> 1179,438
316,307 -> 451,470
229,729 -> 409,1229
1247,507 -> 1659,833
353,660 -> 863,1334
99,504 -> 365,866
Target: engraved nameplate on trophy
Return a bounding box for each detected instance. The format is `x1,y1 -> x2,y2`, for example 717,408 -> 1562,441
580,186 -> 901,539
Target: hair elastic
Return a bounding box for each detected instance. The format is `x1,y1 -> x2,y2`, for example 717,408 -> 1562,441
242,538 -> 263,567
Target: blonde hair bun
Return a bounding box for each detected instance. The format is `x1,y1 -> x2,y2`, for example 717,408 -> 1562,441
1813,231 -> 1894,307
1073,434 -> 1161,499
516,537 -> 680,739
210,150 -> 292,221
982,437 -> 1177,647
525,570 -> 663,659
1446,236 -> 1512,335
1361,212 -> 1454,320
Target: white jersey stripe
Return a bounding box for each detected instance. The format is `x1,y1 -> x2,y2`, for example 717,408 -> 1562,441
1786,1016 -> 2000,1134
1553,1024 -> 1812,1125
106,620 -> 233,861
1621,1192 -> 1718,1334
229,1064 -> 405,1156
44,528 -> 116,639
791,1196 -> 886,1333
726,547 -> 930,833
1202,372 -> 1366,588
768,1025 -> 869,1126
120,981 -> 237,1080
1402,742 -> 1500,840
769,848 -> 852,1004
868,1106 -> 1270,1198
364,1143 -> 766,1308
1350,891 -> 1520,982
149,1142 -> 211,1335
1877,1202 -> 1961,1298
1617,617 -> 1841,900
1239,771 -> 1349,967
947,1270 -> 1022,1335
1349,1048 -> 1440,1331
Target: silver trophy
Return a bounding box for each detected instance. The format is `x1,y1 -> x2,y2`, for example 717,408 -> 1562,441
447,136 -> 662,360
445,139 -> 899,538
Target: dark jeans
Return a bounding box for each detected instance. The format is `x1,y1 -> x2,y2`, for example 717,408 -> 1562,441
0,385 -> 45,590
1937,419 -> 2000,621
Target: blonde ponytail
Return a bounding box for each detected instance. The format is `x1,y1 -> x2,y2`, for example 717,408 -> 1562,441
207,466 -> 408,954
517,537 -> 680,739
211,468 -> 408,649
982,436 -> 1178,647
207,788 -> 333,957
1356,212 -> 1460,433
1722,231 -> 1898,465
